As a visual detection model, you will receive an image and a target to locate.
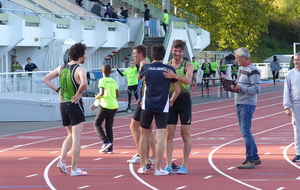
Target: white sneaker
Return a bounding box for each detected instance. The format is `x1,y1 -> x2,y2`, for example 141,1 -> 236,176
127,154 -> 140,163
57,161 -> 68,174
154,169 -> 169,176
137,167 -> 146,174
70,168 -> 87,176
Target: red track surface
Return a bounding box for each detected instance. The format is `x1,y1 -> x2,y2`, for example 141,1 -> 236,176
1,84 -> 299,190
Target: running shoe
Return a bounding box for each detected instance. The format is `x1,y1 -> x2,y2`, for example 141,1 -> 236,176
107,147 -> 114,154
154,169 -> 169,176
126,108 -> 133,113
164,165 -> 173,173
145,163 -> 151,170
177,166 -> 187,174
127,154 -> 140,163
90,100 -> 99,111
171,163 -> 180,170
70,168 -> 87,176
292,155 -> 300,162
137,167 -> 146,174
99,141 -> 112,153
57,161 -> 68,174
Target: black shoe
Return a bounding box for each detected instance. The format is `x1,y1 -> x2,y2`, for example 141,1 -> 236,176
145,163 -> 151,170
292,155 -> 300,162
171,163 -> 180,170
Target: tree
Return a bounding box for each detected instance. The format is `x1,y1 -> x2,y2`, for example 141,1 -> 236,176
171,0 -> 273,52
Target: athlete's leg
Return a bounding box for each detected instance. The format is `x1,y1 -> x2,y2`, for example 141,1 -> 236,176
165,124 -> 176,165
59,125 -> 73,164
139,127 -> 151,168
149,131 -> 156,160
180,124 -> 191,167
71,122 -> 84,171
130,119 -> 140,149
155,128 -> 166,170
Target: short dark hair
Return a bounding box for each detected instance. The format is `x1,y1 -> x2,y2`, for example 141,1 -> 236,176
151,44 -> 165,61
172,40 -> 186,50
27,57 -> 31,60
133,45 -> 147,58
164,9 -> 167,13
68,43 -> 86,61
102,64 -> 111,75
144,4 -> 148,8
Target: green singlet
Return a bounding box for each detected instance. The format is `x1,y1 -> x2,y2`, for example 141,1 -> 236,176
191,61 -> 199,70
59,64 -> 79,102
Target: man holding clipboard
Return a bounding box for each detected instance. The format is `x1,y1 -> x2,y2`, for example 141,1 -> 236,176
221,47 -> 262,169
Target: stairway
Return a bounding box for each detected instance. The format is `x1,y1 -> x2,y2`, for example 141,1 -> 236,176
143,36 -> 164,61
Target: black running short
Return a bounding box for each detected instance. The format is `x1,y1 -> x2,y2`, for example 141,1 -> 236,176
60,101 -> 85,126
167,98 -> 192,125
140,110 -> 168,129
132,103 -> 142,122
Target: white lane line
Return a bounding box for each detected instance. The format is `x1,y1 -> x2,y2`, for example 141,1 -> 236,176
26,174 -> 39,178
93,158 -> 103,161
129,163 -> 158,190
176,186 -> 187,189
50,151 -> 59,154
280,146 -> 285,149
264,152 -> 271,155
296,176 -> 300,180
120,152 -> 128,154
78,185 -> 90,189
283,143 -> 300,169
18,157 -> 29,160
113,175 -> 124,179
208,120 -> 290,190
227,167 -> 235,170
191,152 -> 199,155
276,187 -> 285,190
203,175 -> 213,179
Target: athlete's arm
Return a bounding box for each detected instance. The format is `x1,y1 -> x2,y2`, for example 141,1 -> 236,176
169,81 -> 180,107
72,67 -> 88,103
42,66 -> 61,91
95,87 -> 105,99
116,89 -> 120,98
163,62 -> 194,85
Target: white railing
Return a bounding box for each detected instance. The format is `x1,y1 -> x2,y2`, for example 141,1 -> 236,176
0,69 -> 128,95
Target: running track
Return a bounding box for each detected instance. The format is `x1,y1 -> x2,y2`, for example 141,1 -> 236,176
1,83 -> 299,190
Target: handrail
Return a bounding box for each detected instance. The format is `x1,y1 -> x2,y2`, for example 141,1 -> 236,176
0,8 -> 126,23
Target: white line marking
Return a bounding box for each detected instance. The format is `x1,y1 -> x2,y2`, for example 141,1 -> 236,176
129,163 -> 158,190
18,157 -> 29,160
209,121 -> 290,190
176,186 -> 187,189
93,158 -> 103,161
283,143 -> 300,169
280,146 -> 285,149
50,151 -> 59,154
78,185 -> 90,189
276,187 -> 285,190
26,174 -> 39,178
120,152 -> 128,154
203,175 -> 213,179
191,152 -> 199,155
113,175 -> 124,179
264,152 -> 271,155
227,167 -> 235,170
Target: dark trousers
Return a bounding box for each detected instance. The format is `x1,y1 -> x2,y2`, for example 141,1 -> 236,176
127,85 -> 138,109
163,23 -> 167,34
272,71 -> 279,84
94,107 -> 117,145
203,73 -> 210,88
232,73 -> 237,80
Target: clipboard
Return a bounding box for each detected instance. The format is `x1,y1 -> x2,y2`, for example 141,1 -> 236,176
220,78 -> 238,93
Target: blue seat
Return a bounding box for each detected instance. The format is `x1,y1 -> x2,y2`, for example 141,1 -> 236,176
92,70 -> 103,79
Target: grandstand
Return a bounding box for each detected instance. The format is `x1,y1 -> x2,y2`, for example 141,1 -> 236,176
0,0 -> 210,121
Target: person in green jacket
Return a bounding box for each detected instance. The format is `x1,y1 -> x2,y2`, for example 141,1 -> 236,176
231,61 -> 239,80
201,58 -> 211,89
162,9 -> 169,34
209,57 -> 218,87
190,57 -> 199,88
219,58 -> 227,75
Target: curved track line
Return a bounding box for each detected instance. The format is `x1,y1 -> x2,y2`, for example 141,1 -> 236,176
283,143 -> 300,169
128,163 -> 158,190
208,122 -> 291,190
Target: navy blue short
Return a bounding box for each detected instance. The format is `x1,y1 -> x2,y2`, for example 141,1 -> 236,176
140,110 -> 168,129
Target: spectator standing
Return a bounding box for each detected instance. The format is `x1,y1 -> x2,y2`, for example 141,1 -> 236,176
230,47 -> 262,169
42,43 -> 88,176
162,9 -> 169,34
283,53 -> 300,162
120,6 -> 129,23
289,56 -> 295,70
25,57 -> 39,76
144,4 -> 150,36
109,9 -> 119,20
11,56 -> 23,72
190,56 -> 199,89
219,58 -> 227,75
92,64 -> 119,154
209,57 -> 218,87
231,61 -> 239,80
270,55 -> 282,86
102,2 -> 113,18
201,58 -> 211,89
116,60 -> 139,112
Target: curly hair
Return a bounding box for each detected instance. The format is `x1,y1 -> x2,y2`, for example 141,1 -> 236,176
68,43 -> 86,61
